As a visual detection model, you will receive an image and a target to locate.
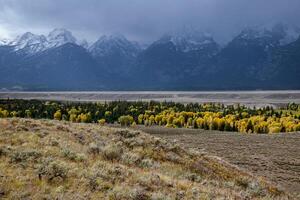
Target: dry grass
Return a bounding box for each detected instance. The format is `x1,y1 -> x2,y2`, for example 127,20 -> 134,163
137,125 -> 300,197
0,118 -> 290,199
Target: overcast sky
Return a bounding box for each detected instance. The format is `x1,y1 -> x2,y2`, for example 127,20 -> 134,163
0,0 -> 299,44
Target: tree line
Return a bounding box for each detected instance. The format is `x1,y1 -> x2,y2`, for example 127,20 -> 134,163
0,99 -> 299,134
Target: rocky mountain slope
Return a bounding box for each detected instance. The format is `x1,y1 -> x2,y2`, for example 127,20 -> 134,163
0,24 -> 299,90
88,34 -> 141,75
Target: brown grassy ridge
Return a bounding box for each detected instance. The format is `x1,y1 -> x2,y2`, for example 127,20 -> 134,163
0,118 -> 289,199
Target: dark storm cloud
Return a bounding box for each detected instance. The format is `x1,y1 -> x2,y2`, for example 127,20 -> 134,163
0,0 -> 300,43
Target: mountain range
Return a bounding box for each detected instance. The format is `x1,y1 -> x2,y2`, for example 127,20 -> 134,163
0,24 -> 299,91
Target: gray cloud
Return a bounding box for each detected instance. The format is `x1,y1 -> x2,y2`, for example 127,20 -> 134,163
0,0 -> 299,43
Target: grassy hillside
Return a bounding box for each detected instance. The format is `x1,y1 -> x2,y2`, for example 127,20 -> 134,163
0,118 -> 288,199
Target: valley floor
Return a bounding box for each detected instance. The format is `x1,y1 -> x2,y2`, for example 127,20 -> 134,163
1,90 -> 300,107
135,126 -> 300,196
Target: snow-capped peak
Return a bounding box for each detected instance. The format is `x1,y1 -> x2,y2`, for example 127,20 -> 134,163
78,39 -> 89,49
5,28 -> 79,54
47,28 -> 77,48
9,32 -> 48,53
238,23 -> 300,45
0,38 -> 10,46
89,34 -> 140,57
92,34 -> 132,47
156,27 -> 217,52
276,24 -> 300,45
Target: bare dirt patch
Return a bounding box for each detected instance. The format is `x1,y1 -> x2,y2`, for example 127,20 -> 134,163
136,126 -> 300,195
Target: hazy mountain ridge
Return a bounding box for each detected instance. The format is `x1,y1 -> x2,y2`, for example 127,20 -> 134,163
88,34 -> 141,75
0,24 -> 299,90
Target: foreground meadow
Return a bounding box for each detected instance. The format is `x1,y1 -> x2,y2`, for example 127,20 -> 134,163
0,118 -> 289,199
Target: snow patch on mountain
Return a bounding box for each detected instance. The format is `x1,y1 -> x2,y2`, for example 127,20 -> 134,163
279,25 -> 300,45
239,28 -> 271,40
0,38 -> 10,46
78,39 -> 89,49
156,27 -> 218,53
88,34 -> 140,57
7,28 -> 79,54
238,23 -> 300,45
170,35 -> 215,52
9,32 -> 48,54
47,28 -> 77,48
